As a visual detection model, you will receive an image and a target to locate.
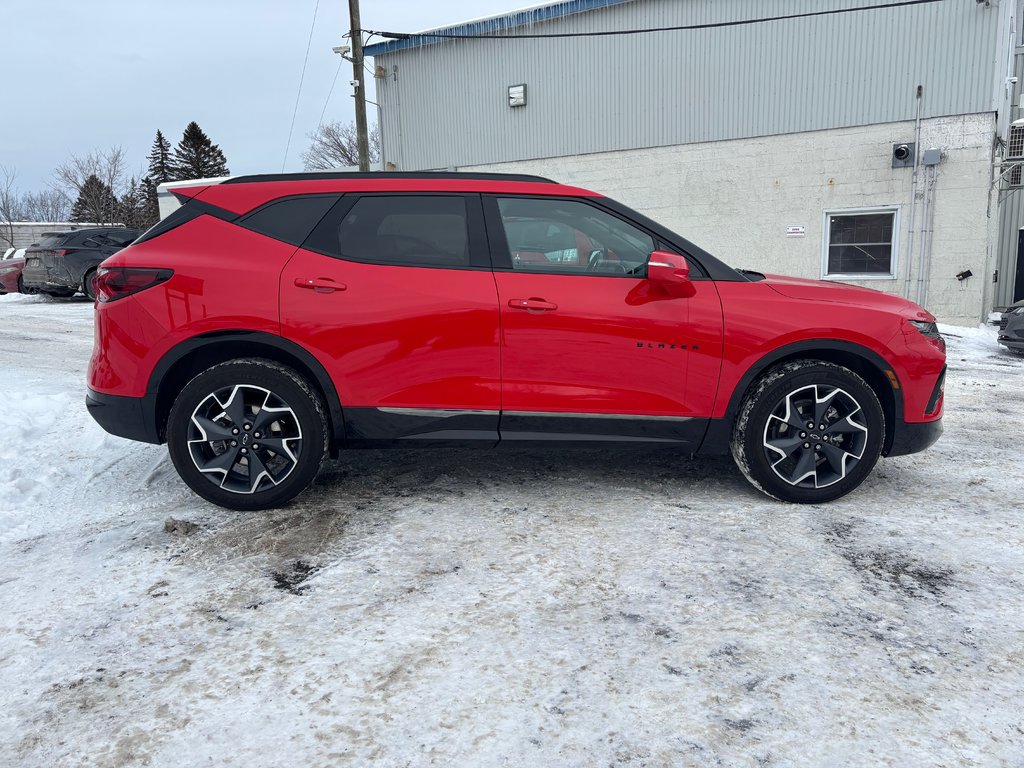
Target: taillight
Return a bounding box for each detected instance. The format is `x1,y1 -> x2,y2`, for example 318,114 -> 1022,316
96,267 -> 173,303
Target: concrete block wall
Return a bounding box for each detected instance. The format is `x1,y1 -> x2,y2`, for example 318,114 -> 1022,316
466,113 -> 995,326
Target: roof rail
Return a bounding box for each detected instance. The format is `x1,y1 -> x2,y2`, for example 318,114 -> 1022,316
221,171 -> 557,185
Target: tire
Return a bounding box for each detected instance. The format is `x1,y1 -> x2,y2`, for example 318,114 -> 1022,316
731,360 -> 884,504
166,359 -> 329,511
82,269 -> 98,301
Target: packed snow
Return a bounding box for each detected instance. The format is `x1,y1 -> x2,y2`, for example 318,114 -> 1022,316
1,293 -> 1022,767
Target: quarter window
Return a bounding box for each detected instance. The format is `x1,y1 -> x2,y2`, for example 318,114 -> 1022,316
335,196 -> 470,267
241,195 -> 339,246
495,197 -> 655,276
823,208 -> 898,279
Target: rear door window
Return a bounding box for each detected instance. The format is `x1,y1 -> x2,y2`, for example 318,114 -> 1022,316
304,195 -> 489,269
100,231 -> 140,248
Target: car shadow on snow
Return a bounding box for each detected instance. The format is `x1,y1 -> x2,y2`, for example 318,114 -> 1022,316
168,447 -> 746,589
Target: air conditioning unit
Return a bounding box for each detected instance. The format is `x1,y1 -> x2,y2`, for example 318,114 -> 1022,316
1007,123 -> 1024,187
1010,163 -> 1024,187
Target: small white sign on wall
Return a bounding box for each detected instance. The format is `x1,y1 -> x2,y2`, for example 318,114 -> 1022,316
786,225 -> 806,238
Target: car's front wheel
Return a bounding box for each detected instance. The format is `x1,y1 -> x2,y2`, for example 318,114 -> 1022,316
166,359 -> 329,510
731,360 -> 884,503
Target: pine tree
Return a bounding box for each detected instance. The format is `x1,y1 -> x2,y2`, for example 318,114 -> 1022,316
117,177 -> 152,230
141,177 -> 160,228
146,130 -> 173,184
70,174 -> 118,223
169,121 -> 230,181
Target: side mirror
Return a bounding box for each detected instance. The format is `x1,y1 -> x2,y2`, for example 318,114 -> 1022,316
647,250 -> 691,288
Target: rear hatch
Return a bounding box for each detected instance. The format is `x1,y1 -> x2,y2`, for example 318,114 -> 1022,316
22,233 -> 75,286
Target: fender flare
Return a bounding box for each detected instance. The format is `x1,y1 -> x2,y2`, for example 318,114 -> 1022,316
147,331 -> 346,444
701,339 -> 903,456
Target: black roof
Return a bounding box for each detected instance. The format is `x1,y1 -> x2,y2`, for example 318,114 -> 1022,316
222,171 -> 556,185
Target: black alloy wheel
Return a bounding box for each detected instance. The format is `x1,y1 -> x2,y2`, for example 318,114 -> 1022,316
731,360 -> 884,503
167,359 -> 328,510
83,269 -> 98,301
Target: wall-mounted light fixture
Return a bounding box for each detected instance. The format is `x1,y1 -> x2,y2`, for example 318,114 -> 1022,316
508,84 -> 527,108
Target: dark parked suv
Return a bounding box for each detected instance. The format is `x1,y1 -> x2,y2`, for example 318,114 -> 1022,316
86,172 -> 945,511
22,228 -> 141,298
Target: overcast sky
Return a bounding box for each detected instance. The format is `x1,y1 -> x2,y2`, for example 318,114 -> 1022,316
1,0 -> 519,193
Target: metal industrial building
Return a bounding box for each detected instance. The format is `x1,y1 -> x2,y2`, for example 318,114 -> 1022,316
364,0 -> 1024,324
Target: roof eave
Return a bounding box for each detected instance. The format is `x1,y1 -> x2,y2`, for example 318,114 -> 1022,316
363,0 -> 631,56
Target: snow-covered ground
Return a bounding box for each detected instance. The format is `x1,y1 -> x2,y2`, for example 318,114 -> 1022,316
1,293 -> 1022,767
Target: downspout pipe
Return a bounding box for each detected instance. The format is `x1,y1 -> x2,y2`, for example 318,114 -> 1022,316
917,165 -> 936,307
903,85 -> 924,300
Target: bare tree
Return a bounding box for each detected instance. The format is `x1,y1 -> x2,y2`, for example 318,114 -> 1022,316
21,189 -> 70,223
53,147 -> 128,224
0,165 -> 24,250
302,121 -> 380,170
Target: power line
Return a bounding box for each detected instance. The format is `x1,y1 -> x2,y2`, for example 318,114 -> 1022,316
317,59 -> 345,133
282,0 -> 322,173
369,0 -> 944,42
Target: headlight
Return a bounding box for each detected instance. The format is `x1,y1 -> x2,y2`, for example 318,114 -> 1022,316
908,319 -> 945,352
909,319 -> 941,337
1011,307 -> 1024,316
0,267 -> 17,276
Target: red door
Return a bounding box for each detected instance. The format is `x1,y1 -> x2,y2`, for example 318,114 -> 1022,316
280,194 -> 501,442
486,195 -> 723,444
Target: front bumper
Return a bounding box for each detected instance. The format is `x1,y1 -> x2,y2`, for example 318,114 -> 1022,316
886,417 -> 942,457
86,388 -> 162,444
998,315 -> 1024,350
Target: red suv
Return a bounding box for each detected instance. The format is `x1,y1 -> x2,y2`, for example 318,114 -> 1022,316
86,172 -> 945,510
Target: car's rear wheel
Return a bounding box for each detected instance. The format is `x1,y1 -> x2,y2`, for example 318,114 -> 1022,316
731,360 -> 884,503
82,269 -> 98,301
166,359 -> 329,511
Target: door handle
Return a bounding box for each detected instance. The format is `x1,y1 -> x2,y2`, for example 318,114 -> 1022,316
508,297 -> 557,312
294,277 -> 346,293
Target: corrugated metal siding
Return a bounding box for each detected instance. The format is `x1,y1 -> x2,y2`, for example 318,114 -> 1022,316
996,27 -> 1024,309
371,0 -> 1002,171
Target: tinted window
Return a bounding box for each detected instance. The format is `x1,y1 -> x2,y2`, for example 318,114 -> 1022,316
496,197 -> 654,276
77,231 -> 139,249
241,195 -> 338,246
102,230 -> 141,248
333,196 -> 470,267
37,233 -> 70,248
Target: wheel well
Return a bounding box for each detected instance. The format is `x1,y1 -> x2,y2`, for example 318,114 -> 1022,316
732,348 -> 900,455
153,337 -> 343,449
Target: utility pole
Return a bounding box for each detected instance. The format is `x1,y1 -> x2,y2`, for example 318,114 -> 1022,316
348,0 -> 370,171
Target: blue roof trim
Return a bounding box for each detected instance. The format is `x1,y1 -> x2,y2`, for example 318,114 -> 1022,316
363,0 -> 631,56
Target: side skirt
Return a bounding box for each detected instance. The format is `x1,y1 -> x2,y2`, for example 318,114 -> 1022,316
342,407 -> 711,450
499,411 -> 708,448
